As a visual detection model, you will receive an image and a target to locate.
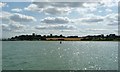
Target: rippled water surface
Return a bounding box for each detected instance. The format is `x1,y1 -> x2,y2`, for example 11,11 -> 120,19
2,41 -> 118,70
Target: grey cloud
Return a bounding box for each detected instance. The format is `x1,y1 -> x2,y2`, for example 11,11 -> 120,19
33,2 -> 84,8
10,13 -> 36,22
52,25 -> 76,30
2,24 -> 11,31
82,18 -> 103,23
33,2 -> 50,8
2,18 -> 10,24
2,23 -> 26,32
41,17 -> 70,24
105,14 -> 117,21
9,23 -> 25,30
50,2 -> 84,8
1,12 -> 37,23
105,13 -> 118,26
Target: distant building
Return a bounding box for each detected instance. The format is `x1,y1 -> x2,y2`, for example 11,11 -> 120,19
32,33 -> 36,36
50,34 -> 52,37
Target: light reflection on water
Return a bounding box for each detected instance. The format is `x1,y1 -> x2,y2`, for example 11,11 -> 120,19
2,41 -> 118,70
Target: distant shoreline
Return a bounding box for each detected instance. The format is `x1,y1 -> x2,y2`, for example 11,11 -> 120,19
2,33 -> 120,41
1,40 -> 120,42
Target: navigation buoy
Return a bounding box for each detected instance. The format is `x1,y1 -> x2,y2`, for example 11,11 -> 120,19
60,41 -> 62,44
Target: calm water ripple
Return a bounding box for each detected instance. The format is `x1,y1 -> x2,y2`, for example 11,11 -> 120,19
2,41 -> 118,70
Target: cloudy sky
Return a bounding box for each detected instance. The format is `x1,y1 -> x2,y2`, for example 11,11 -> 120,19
0,0 -> 119,38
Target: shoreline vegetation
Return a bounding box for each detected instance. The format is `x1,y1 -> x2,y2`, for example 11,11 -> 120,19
2,33 -> 120,41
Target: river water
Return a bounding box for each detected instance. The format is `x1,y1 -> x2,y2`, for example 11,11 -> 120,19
2,41 -> 118,70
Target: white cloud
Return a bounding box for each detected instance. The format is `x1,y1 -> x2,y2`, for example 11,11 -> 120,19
83,3 -> 99,7
98,10 -> 102,13
24,2 -> 118,17
2,1 -> 118,37
0,2 -> 6,8
1,11 -> 36,33
84,28 -> 112,35
24,4 -> 42,12
73,14 -> 104,25
105,13 -> 118,20
35,24 -> 76,30
108,21 -> 118,26
105,8 -> 112,13
10,13 -> 37,22
0,11 -> 12,24
100,0 -> 118,7
11,8 -> 22,12
24,2 -> 86,15
43,7 -> 71,15
86,28 -> 109,32
41,17 -> 71,24
35,26 -> 47,29
0,11 -> 12,18
25,2 -> 105,15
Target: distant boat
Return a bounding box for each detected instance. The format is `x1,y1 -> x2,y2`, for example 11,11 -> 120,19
60,41 -> 62,44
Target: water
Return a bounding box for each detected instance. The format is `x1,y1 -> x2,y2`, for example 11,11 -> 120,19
2,41 -> 118,70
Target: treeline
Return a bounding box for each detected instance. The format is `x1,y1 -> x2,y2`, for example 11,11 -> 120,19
2,33 -> 120,41
81,34 -> 120,41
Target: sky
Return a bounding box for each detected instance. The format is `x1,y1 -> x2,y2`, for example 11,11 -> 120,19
0,0 -> 119,38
